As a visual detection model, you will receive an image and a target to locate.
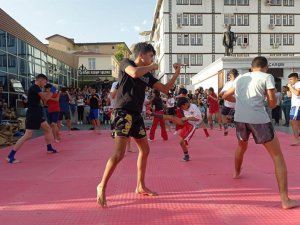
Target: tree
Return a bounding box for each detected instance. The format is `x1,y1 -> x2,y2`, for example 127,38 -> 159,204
114,44 -> 127,62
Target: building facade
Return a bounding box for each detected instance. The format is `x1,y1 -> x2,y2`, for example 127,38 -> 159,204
0,9 -> 78,109
191,55 -> 300,93
149,0 -> 300,89
46,35 -> 131,87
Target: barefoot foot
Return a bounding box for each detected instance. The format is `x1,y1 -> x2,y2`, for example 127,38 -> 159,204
233,169 -> 241,179
96,185 -> 107,208
282,199 -> 300,209
135,187 -> 158,196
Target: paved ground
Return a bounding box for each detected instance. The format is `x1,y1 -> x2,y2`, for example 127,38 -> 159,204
1,127 -> 300,225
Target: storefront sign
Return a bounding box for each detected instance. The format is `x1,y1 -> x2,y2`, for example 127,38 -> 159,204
268,62 -> 285,67
83,70 -> 112,75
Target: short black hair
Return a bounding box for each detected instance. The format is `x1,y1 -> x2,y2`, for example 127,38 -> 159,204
36,74 -> 48,81
251,56 -> 268,69
177,97 -> 189,108
288,73 -> 299,79
178,88 -> 188,95
208,87 -> 214,93
133,42 -> 156,59
44,83 -> 52,89
229,69 -> 239,78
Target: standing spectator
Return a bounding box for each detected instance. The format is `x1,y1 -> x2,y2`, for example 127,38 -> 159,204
87,87 -> 101,132
287,73 -> 300,146
149,89 -> 168,141
207,87 -> 222,130
46,84 -> 61,142
76,94 -> 85,124
58,87 -> 72,135
165,93 -> 176,131
219,69 -> 239,136
272,88 -> 282,126
281,86 -> 291,127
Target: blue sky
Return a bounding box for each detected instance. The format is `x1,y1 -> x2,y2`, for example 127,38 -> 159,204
0,0 -> 157,47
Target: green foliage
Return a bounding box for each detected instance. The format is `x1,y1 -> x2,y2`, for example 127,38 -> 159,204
114,44 -> 127,62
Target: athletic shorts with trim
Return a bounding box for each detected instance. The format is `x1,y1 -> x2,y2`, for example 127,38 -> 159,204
59,111 -> 71,120
111,109 -> 146,139
290,106 -> 300,120
179,122 -> 196,144
48,112 -> 60,123
235,122 -> 274,144
221,106 -> 235,116
25,107 -> 45,130
89,109 -> 99,120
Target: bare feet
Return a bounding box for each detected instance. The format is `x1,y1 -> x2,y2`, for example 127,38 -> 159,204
282,199 -> 300,209
135,187 -> 158,196
127,148 -> 136,153
290,139 -> 300,146
96,185 -> 107,208
233,169 -> 241,179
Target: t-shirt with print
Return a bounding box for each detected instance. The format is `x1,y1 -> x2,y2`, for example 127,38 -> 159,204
291,81 -> 300,107
233,71 -> 275,124
114,58 -> 159,113
220,80 -> 235,108
27,84 -> 42,109
183,103 -> 202,127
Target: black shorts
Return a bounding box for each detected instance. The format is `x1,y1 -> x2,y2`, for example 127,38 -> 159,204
25,108 -> 45,130
111,109 -> 146,139
59,111 -> 71,120
221,106 -> 235,116
48,112 -> 60,123
167,107 -> 176,115
235,122 -> 274,144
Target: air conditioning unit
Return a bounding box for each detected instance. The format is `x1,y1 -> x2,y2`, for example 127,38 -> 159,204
266,0 -> 272,5
273,42 -> 280,48
241,43 -> 248,48
269,23 -> 275,29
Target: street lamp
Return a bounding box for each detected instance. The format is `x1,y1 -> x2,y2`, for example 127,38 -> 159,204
78,64 -> 87,89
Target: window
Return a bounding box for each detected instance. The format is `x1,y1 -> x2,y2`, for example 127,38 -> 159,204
177,34 -> 183,45
88,58 -> 96,70
190,54 -> 203,66
190,14 -> 196,25
224,0 -> 236,5
236,34 -> 249,45
237,0 -> 249,5
224,14 -> 236,26
283,34 -> 294,45
283,0 -> 294,6
196,14 -> 203,26
190,0 -> 202,4
177,54 -> 183,64
177,13 -> 182,26
190,14 -> 202,26
177,34 -> 189,45
270,34 -> 281,45
184,34 -> 189,45
182,14 -> 189,26
282,15 -> 288,25
177,0 -> 189,5
190,34 -> 203,45
288,15 -> 294,25
275,15 -> 281,26
271,0 -> 282,5
183,54 -> 189,65
0,29 -> 6,51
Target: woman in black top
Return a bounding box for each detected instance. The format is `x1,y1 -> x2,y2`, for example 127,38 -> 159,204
149,89 -> 168,141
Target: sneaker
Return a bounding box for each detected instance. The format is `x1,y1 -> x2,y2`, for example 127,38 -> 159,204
181,155 -> 190,162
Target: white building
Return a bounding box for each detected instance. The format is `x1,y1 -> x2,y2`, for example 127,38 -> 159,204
149,0 -> 300,90
192,56 -> 300,92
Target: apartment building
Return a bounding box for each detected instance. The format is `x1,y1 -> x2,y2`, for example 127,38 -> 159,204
149,0 -> 300,89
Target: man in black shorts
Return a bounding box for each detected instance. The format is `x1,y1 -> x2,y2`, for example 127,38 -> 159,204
219,69 -> 239,136
223,56 -> 298,209
6,74 -> 58,164
96,42 -> 181,207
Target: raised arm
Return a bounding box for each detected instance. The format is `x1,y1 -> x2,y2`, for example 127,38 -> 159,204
125,63 -> 158,78
152,63 -> 181,94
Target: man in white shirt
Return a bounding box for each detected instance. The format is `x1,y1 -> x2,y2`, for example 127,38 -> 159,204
219,69 -> 239,136
223,56 -> 298,209
287,73 -> 300,146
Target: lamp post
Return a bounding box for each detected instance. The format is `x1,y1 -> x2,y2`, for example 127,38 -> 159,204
78,64 -> 87,89
181,64 -> 189,85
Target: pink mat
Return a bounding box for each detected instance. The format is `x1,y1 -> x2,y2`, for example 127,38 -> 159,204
0,129 -> 300,225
